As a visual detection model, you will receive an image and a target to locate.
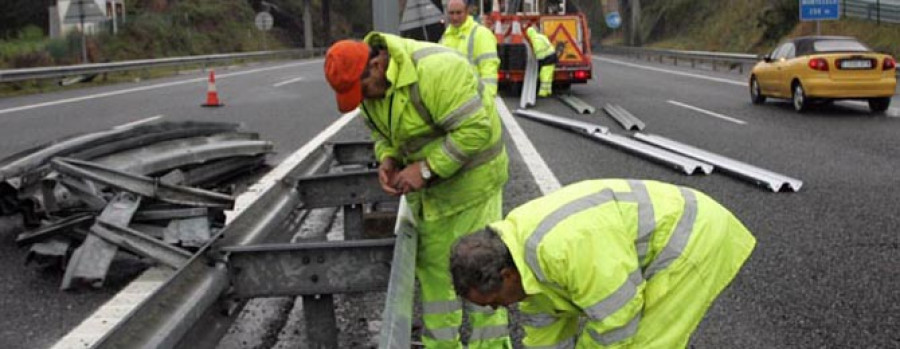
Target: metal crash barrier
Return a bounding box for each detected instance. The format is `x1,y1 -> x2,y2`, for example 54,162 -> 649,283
91,140 -> 425,348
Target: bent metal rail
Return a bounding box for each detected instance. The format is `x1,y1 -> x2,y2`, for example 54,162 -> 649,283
92,141 -> 415,348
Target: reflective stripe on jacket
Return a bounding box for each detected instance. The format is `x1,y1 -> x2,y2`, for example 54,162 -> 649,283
490,179 -> 756,347
361,32 -> 508,221
439,16 -> 500,99
526,27 -> 555,60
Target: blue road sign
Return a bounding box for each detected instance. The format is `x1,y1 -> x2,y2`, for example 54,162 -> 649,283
606,12 -> 622,29
800,0 -> 840,21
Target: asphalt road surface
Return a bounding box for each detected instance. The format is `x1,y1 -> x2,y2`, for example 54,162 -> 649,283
0,53 -> 898,348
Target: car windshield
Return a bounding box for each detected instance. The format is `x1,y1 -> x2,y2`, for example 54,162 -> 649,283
813,40 -> 870,53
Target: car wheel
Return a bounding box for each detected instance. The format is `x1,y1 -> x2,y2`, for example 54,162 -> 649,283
868,97 -> 891,113
792,82 -> 809,113
750,76 -> 766,104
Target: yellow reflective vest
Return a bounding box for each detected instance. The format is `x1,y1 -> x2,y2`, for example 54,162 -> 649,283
490,179 -> 756,348
361,32 -> 508,221
526,26 -> 554,60
439,15 -> 500,100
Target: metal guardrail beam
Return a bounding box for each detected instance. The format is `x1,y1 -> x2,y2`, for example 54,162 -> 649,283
0,121 -> 240,184
557,94 -> 596,114
591,132 -> 714,175
378,196 -> 417,349
92,144 -> 334,349
223,238 -> 394,298
603,104 -> 646,131
520,42 -> 538,109
514,109 -> 609,135
514,109 -> 712,175
633,133 -> 802,192
51,157 -> 235,208
330,141 -> 377,166
296,170 -> 395,208
0,49 -> 326,83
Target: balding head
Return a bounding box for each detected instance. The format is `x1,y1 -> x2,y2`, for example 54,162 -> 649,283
446,0 -> 469,28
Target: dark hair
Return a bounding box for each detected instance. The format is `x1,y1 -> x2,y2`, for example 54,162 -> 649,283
450,228 -> 516,297
360,44 -> 387,81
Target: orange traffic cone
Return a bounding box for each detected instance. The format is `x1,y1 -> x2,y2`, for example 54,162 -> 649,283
491,0 -> 504,42
202,70 -> 223,107
510,16 -> 524,44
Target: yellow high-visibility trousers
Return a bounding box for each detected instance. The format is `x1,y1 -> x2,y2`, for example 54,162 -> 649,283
416,190 -> 511,348
538,64 -> 555,97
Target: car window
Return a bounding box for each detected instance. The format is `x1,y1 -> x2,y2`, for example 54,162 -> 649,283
783,44 -> 796,59
813,40 -> 870,53
772,44 -> 790,60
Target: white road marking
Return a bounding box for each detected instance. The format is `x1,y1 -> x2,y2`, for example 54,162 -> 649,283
667,100 -> 747,125
112,115 -> 164,129
273,76 -> 305,87
0,59 -> 323,116
843,100 -> 900,117
494,97 -> 561,194
51,109 -> 358,349
593,56 -> 746,86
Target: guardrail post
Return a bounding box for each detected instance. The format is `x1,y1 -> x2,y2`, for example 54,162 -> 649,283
691,59 -> 696,68
877,0 -> 881,24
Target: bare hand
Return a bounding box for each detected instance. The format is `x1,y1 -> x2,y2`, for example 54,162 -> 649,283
393,162 -> 427,194
378,157 -> 401,196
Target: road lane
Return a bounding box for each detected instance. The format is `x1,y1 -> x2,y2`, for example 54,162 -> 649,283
501,54 -> 900,348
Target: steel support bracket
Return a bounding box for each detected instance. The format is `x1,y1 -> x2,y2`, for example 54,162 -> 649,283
222,238 -> 394,298
296,170 -> 394,209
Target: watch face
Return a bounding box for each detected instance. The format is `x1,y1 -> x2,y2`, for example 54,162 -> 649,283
421,162 -> 431,179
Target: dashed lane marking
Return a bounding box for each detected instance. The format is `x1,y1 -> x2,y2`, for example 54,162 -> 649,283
667,100 -> 747,125
0,60 -> 323,116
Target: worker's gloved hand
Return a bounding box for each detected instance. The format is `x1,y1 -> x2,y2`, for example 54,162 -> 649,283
378,157 -> 401,196
393,162 -> 427,194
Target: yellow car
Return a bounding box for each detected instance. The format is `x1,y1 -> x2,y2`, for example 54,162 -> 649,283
749,36 -> 896,113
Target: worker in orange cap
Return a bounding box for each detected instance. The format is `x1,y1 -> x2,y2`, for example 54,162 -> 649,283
324,31 -> 510,349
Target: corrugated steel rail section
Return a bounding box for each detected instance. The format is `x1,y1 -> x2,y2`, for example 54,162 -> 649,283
514,109 -> 713,175
603,103 -> 645,131
90,140 -> 421,348
0,49 -> 326,83
633,133 -> 803,192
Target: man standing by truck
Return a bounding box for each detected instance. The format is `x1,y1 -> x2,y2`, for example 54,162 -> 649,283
525,26 -> 556,97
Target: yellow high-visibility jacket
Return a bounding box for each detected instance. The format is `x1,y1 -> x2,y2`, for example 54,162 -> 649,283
440,15 -> 500,100
526,26 -> 554,60
490,179 -> 756,348
361,32 -> 508,221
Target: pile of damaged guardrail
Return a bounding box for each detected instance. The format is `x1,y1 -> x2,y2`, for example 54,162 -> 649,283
0,120 -> 273,290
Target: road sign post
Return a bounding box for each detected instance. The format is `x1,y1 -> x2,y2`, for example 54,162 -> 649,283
254,12 -> 274,51
799,0 -> 841,34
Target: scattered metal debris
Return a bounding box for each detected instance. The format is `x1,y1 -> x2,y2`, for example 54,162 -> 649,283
633,133 -> 803,192
603,103 -> 646,131
514,109 -> 608,135
514,109 -> 712,175
0,120 -> 272,291
558,94 -> 596,114
520,42 -> 538,109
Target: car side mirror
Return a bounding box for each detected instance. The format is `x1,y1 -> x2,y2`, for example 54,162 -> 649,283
760,54 -> 772,63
